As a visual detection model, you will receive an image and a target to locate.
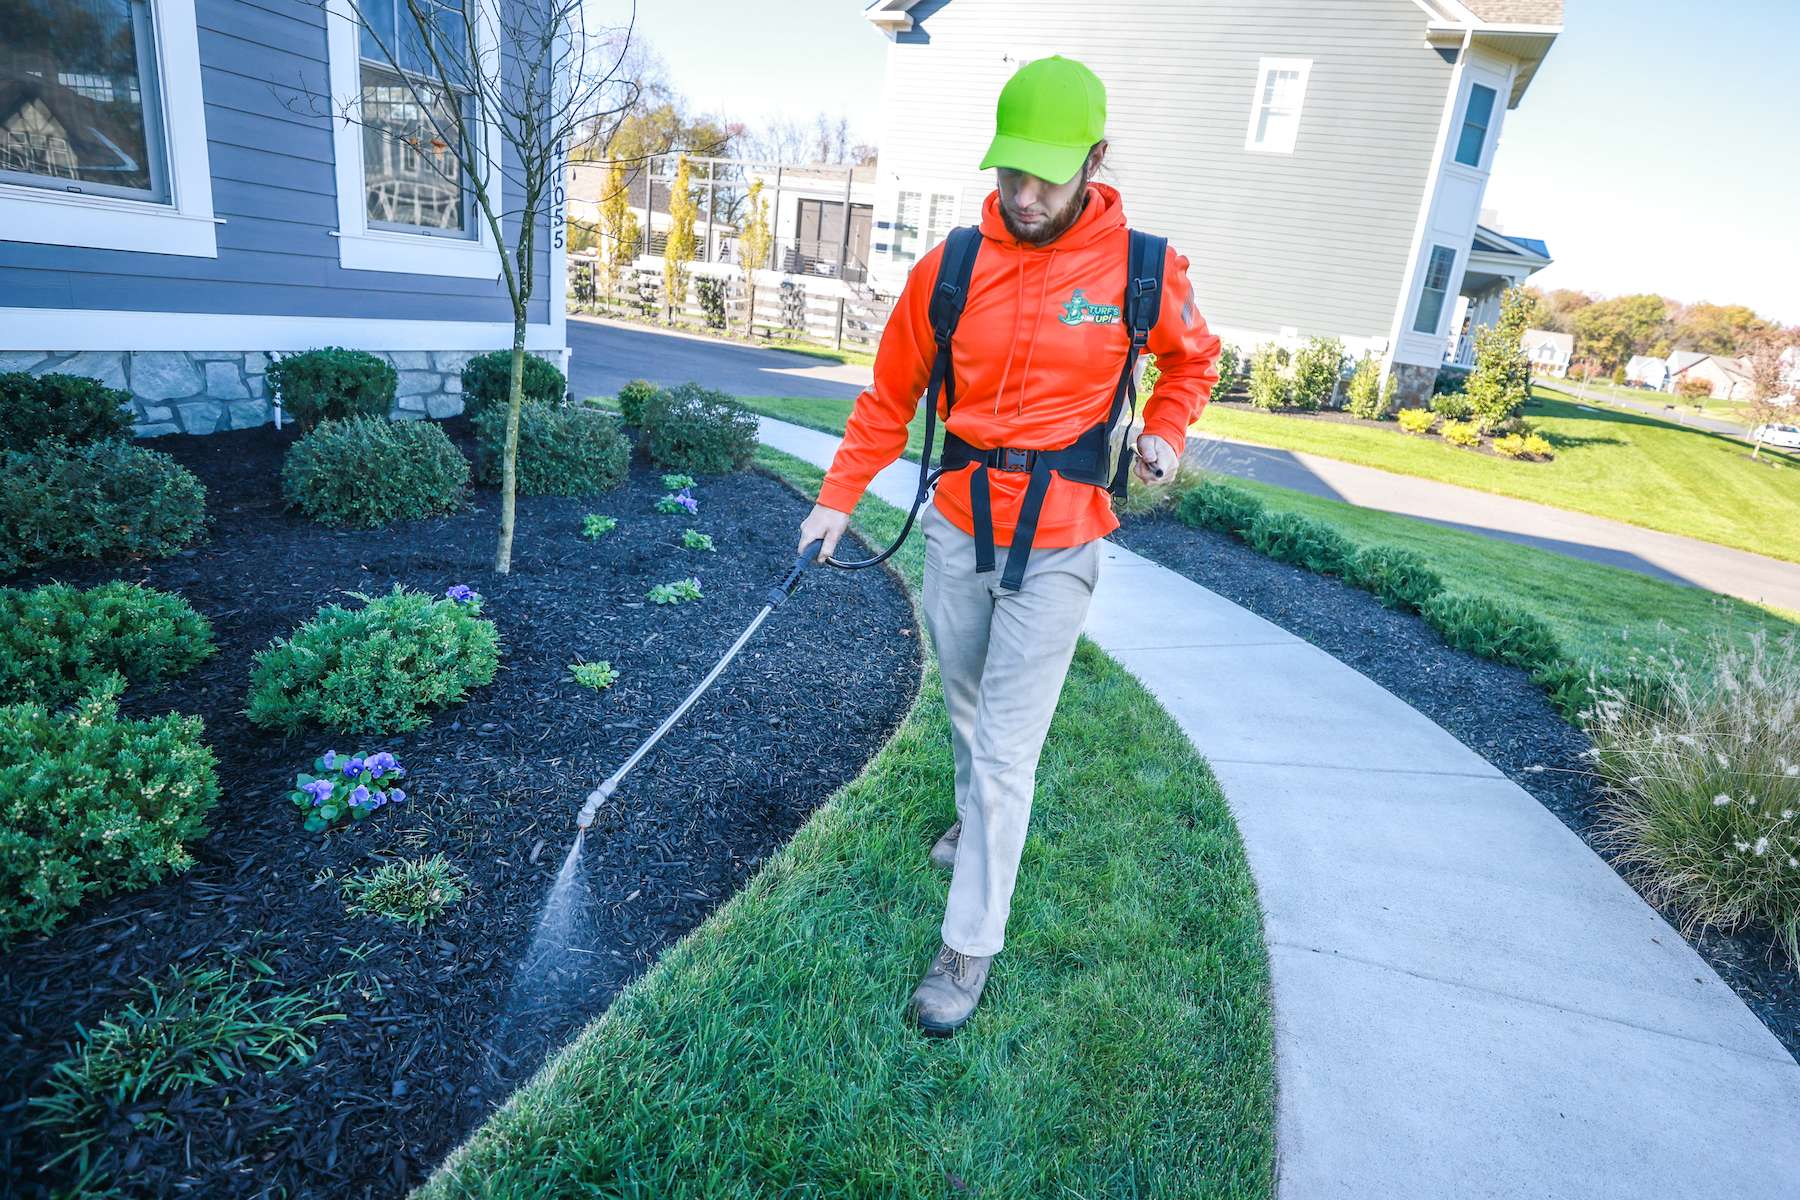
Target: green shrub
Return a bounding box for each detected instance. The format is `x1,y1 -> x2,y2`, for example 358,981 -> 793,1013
660,472 -> 697,491
473,400 -> 629,496
1215,344 -> 1242,393
1466,287 -> 1534,432
266,348 -> 396,431
1176,480 -> 1266,537
0,581 -> 214,707
582,513 -> 618,539
681,528 -> 716,552
1344,355 -> 1393,421
1349,545 -> 1443,612
1247,350 -> 1290,411
1429,390 -> 1474,421
1244,510 -> 1357,576
1440,419 -> 1482,447
648,577 -> 703,605
1491,433 -> 1528,458
618,379 -> 662,427
459,350 -> 567,418
29,953 -> 336,1186
1421,592 -> 1563,673
1433,365 -> 1471,396
340,855 -> 465,929
0,677 -> 219,943
569,659 -> 618,691
282,416 -> 469,529
0,438 -> 206,576
1585,631 -> 1800,960
1290,336 -> 1346,412
0,372 -> 133,451
1397,408 -> 1436,435
1522,433 -> 1554,459
246,585 -> 500,735
639,382 -> 759,474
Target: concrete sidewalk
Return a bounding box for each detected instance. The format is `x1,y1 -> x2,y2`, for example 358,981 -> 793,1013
757,415 -> 1800,1200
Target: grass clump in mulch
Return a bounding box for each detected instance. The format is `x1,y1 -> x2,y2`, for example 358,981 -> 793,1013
568,659 -> 618,691
339,855 -> 468,930
28,950 -> 341,1192
419,449 -> 1275,1200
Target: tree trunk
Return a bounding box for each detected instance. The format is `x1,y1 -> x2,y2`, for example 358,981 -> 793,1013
743,269 -> 757,338
492,319 -> 528,573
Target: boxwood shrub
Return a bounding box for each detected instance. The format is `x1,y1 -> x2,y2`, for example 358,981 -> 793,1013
266,348 -> 396,430
1348,545 -> 1444,613
246,585 -> 500,734
472,400 -> 629,496
0,438 -> 206,577
1176,479 -> 1266,538
617,378 -> 662,427
1244,509 -> 1358,577
0,677 -> 219,943
282,416 -> 470,528
0,581 -> 214,707
0,372 -> 134,451
460,350 -> 568,418
1421,592 -> 1564,674
638,382 -> 758,474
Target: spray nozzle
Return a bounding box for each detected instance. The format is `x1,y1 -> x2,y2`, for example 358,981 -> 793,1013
575,780 -> 615,830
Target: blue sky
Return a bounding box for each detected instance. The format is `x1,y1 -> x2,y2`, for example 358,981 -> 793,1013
620,0 -> 1799,323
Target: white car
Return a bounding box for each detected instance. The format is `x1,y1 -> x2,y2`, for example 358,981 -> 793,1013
1752,423 -> 1800,449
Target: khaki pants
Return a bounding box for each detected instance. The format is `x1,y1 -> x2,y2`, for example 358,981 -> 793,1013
921,503 -> 1100,957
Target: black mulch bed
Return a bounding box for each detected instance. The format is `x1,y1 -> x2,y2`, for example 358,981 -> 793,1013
1112,512 -> 1800,1063
0,418 -> 922,1198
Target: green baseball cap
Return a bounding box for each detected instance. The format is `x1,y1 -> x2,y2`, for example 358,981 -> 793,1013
979,55 -> 1107,185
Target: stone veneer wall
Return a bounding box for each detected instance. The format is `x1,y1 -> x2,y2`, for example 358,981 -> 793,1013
0,349 -> 487,437
1387,361 -> 1442,408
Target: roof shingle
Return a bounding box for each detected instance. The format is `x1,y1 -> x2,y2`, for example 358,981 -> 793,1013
1461,0 -> 1563,25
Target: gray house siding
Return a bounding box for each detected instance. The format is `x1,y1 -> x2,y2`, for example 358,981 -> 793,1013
875,0 -> 1451,345
0,0 -> 548,325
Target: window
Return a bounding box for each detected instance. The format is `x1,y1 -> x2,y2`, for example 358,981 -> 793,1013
326,0 -> 501,277
1413,245 -> 1457,335
891,188 -> 956,264
1454,83 -> 1496,168
1245,58 -> 1311,155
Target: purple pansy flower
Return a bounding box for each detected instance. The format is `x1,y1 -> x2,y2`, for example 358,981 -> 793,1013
302,779 -> 334,806
349,785 -> 371,807
676,490 -> 699,515
446,584 -> 478,604
342,756 -> 365,778
365,751 -> 399,775
389,788 -> 407,804
322,750 -> 338,770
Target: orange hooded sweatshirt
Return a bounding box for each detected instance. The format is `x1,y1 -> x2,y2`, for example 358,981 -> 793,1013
817,182 -> 1221,548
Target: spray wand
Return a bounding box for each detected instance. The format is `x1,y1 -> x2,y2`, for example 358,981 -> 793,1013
575,539 -> 827,830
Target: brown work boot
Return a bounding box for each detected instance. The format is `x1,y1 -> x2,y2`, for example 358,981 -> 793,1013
929,819 -> 962,873
909,941 -> 993,1035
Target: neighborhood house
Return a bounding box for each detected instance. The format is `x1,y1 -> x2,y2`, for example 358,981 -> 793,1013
1521,327 -> 1573,378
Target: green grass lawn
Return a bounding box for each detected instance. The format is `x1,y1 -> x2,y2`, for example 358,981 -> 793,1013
420,448 -> 1275,1199
1191,389 -> 1800,562
723,395 -> 1794,679
1535,378 -> 1751,425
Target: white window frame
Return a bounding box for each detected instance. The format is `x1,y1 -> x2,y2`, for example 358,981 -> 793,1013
325,0 -> 503,279
889,184 -> 958,265
1413,244 -> 1458,335
1245,57 -> 1312,155
1452,81 -> 1498,169
0,0 -> 217,257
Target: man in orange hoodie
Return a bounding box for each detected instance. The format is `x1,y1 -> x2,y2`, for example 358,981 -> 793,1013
797,56 -> 1221,1034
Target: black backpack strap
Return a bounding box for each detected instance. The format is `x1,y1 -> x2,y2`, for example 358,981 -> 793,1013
914,225 -> 982,515
1105,229 -> 1167,497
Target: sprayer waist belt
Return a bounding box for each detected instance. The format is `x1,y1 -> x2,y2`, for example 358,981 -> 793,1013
939,424 -> 1111,488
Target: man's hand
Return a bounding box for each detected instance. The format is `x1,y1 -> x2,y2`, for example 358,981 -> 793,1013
1132,433 -> 1181,487
798,503 -> 851,563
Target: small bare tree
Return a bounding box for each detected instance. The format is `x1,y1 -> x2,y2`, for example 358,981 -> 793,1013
1744,331 -> 1796,460
308,0 -> 640,573
736,179 -> 772,338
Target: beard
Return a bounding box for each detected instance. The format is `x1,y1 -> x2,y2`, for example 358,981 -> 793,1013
1000,171 -> 1090,245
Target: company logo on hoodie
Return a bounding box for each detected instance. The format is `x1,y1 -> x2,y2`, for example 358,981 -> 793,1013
1057,289 -> 1121,327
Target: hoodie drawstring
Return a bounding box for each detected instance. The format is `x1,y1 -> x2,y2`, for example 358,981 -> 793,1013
992,256 -> 1025,415
1015,248 -> 1057,417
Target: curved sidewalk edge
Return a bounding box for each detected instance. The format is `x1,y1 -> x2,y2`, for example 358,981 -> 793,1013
756,415 -> 1800,1200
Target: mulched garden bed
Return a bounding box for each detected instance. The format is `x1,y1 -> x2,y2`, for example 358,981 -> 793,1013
1112,512 -> 1800,1063
0,417 -> 921,1197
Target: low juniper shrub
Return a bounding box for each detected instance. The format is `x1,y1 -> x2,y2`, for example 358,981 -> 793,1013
246,585 -> 500,735
0,372 -> 134,451
459,350 -> 568,418
617,379 -> 662,427
648,577 -> 702,605
0,438 -> 206,576
281,416 -> 469,529
472,399 -> 629,496
291,749 -> 408,832
1244,509 -> 1358,577
0,675 -> 219,943
1176,480 -> 1266,537
266,347 -> 396,430
1420,592 -> 1564,674
0,581 -> 215,707
582,514 -> 618,540
339,855 -> 466,929
1348,545 -> 1444,613
639,382 -> 758,474
569,659 -> 618,691
655,488 -> 698,516
681,529 -> 715,552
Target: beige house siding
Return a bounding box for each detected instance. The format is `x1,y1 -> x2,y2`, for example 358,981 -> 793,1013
872,0 -> 1455,346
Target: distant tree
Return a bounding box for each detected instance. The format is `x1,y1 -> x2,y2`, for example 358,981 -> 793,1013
598,157 -> 639,296
662,153 -> 698,319
736,179 -> 773,337
1668,302 -> 1770,357
1529,287 -> 1595,334
1742,333 -> 1793,460
1675,375 -> 1714,401
1466,287 -> 1535,431
1572,293 -> 1670,372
